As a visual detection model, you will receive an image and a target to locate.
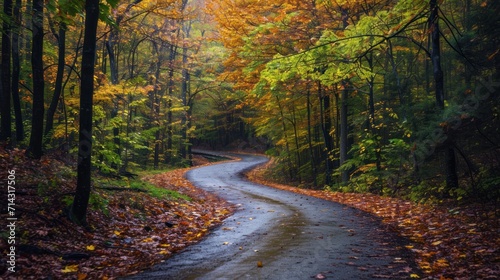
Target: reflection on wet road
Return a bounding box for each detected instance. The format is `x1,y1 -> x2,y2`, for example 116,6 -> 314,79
126,153 -> 417,280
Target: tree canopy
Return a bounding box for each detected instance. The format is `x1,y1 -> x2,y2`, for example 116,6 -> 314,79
0,0 -> 499,218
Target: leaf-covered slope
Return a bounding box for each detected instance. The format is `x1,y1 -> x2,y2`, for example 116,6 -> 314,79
0,147 -> 233,279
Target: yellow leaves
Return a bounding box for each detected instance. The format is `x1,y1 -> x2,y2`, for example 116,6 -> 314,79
94,81 -> 152,105
431,240 -> 442,246
86,245 -> 96,251
410,274 -> 420,278
61,264 -> 79,273
434,258 -> 449,268
142,237 -> 154,243
257,261 -> 263,267
216,208 -> 231,216
114,230 -> 121,236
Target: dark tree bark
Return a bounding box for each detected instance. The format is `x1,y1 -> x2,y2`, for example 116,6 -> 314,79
306,90 -> 317,187
429,0 -> 459,191
71,0 -> 100,226
11,0 -> 23,141
1,0 -> 13,141
45,23 -> 67,137
339,81 -> 349,183
165,43 -> 177,164
318,82 -> 334,185
339,6 -> 351,184
180,22 -> 191,163
366,53 -> 381,172
26,0 -> 44,159
150,40 -> 164,169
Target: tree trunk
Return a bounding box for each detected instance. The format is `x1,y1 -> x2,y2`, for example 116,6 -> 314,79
180,22 -> 191,162
339,7 -> 351,184
306,90 -> 317,187
151,41 -> 163,169
339,82 -> 349,183
319,82 -> 334,185
26,0 -> 44,159
45,23 -> 67,137
366,53 -> 381,172
276,96 -> 294,180
11,0 -> 23,142
1,0 -> 13,141
165,44 -> 176,164
429,0 -> 459,191
71,0 -> 100,226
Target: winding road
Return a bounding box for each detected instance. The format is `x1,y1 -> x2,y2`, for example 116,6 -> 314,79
127,153 -> 418,279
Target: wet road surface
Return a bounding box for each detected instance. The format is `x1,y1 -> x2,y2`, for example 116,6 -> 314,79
126,153 -> 417,279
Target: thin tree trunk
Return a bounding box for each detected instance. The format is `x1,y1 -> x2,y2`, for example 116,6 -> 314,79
276,96 -> 294,180
45,23 -> 67,137
165,44 -> 176,163
1,0 -> 13,141
366,53 -> 381,172
429,0 -> 459,191
306,90 -> 317,187
319,82 -> 334,185
71,0 -> 100,226
26,0 -> 44,159
11,0 -> 23,142
339,7 -> 351,184
290,104 -> 302,183
339,81 -> 349,183
180,22 -> 191,162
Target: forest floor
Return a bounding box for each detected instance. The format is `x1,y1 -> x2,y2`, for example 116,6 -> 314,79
0,148 -> 234,279
0,148 -> 498,279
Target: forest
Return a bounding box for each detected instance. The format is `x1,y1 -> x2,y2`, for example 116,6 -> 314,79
0,0 -> 499,278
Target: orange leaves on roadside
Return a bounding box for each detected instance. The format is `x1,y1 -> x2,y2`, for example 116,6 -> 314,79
0,148 -> 234,279
246,159 -> 500,279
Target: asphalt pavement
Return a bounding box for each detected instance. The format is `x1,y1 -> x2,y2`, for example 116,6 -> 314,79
125,153 -> 418,279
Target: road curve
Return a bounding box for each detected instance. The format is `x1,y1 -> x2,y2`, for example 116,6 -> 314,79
126,153 -> 417,279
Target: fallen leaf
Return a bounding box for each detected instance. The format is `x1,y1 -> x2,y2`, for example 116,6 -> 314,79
61,264 -> 79,273
257,261 -> 263,267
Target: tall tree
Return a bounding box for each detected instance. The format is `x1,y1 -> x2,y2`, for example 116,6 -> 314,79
26,0 -> 44,158
1,0 -> 13,141
45,20 -> 67,138
70,0 -> 101,226
429,0 -> 459,191
11,0 -> 23,141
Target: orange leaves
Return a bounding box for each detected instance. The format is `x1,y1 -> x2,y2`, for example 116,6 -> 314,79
0,147 -> 234,279
246,159 -> 500,279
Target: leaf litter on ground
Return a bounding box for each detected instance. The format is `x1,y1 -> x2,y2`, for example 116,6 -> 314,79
0,147 -> 234,279
1,148 -> 498,279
